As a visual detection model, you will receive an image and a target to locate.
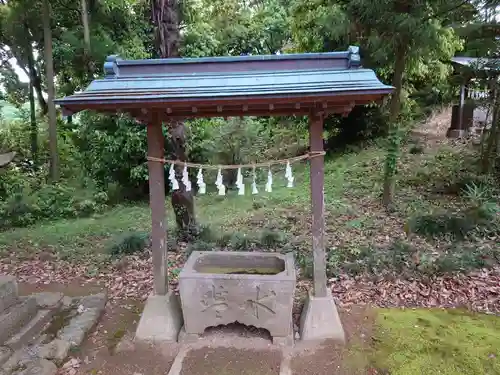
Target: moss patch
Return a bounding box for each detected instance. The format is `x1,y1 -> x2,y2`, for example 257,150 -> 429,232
372,308 -> 500,375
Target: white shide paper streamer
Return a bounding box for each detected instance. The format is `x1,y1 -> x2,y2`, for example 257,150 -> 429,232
215,168 -> 225,196
285,161 -> 294,188
236,167 -> 245,195
251,167 -> 258,195
265,168 -> 273,193
182,164 -> 192,192
168,164 -> 179,191
197,167 -> 206,194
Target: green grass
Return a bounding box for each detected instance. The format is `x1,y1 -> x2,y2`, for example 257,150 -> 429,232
373,309 -> 500,375
0,146 -> 377,258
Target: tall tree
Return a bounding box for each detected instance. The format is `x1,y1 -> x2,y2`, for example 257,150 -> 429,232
151,0 -> 197,233
345,0 -> 466,207
42,0 -> 58,181
291,0 -> 464,207
0,0 -> 48,114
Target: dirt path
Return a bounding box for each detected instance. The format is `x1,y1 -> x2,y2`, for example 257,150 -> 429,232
181,347 -> 281,375
67,299 -> 181,375
64,302 -> 373,375
291,307 -> 374,375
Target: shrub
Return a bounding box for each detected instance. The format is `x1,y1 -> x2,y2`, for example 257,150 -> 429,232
407,213 -> 473,239
107,231 -> 150,257
408,142 -> 425,155
72,112 -> 149,200
184,240 -> 216,257
324,105 -> 386,151
406,202 -> 499,240
258,228 -> 286,248
230,232 -> 256,250
0,167 -> 108,229
323,240 -> 499,278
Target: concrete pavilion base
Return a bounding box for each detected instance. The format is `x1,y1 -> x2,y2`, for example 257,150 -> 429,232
135,292 -> 183,343
299,289 -> 345,342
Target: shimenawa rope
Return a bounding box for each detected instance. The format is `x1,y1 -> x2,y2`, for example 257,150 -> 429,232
146,151 -> 325,170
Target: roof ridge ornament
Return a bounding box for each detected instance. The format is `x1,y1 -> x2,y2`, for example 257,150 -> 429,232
104,55 -> 122,78
348,46 -> 361,69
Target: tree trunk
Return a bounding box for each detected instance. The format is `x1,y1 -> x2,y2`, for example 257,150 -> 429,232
33,67 -> 48,115
81,0 -> 93,76
382,46 -> 406,208
81,0 -> 91,52
151,0 -> 197,234
21,21 -> 48,115
28,76 -> 37,168
481,89 -> 499,173
25,31 -> 37,168
42,0 -> 59,181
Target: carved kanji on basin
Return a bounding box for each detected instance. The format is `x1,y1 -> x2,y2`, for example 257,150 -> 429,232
178,251 -> 296,345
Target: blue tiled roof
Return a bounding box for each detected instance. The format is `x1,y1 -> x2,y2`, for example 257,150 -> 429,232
54,46 -> 393,116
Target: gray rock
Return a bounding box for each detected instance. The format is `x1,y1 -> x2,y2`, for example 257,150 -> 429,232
14,359 -> 57,375
38,339 -> 71,363
61,297 -> 73,309
1,346 -> 39,374
0,298 -> 38,345
79,293 -> 107,311
57,308 -> 102,348
0,277 -> 18,314
0,347 -> 12,367
31,293 -> 63,310
5,310 -> 55,351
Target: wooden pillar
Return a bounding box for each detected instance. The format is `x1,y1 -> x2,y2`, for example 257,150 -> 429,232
309,112 -> 328,298
147,112 -> 168,296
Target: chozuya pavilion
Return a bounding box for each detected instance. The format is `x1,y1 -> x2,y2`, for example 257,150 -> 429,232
55,46 -> 393,344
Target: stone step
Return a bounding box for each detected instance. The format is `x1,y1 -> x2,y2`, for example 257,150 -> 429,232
0,347 -> 12,367
4,310 -> 55,351
0,297 -> 38,345
0,276 -> 18,314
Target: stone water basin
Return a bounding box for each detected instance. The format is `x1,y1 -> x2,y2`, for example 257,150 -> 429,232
178,251 -> 296,345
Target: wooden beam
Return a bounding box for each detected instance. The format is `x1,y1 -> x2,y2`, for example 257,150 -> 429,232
147,112 -> 168,296
59,92 -> 387,116
309,112 -> 328,298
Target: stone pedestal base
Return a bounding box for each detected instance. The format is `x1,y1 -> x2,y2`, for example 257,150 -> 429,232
177,325 -> 295,346
135,292 -> 183,343
446,128 -> 467,138
299,289 -> 345,342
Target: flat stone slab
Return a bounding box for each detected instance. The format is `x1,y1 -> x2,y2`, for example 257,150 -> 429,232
57,307 -> 102,347
78,293 -> 107,311
0,298 -> 37,345
179,251 -> 296,342
38,339 -> 71,363
5,310 -> 55,351
179,347 -> 281,375
12,358 -> 57,375
0,277 -> 18,314
2,345 -> 41,374
0,347 -> 12,367
56,292 -> 107,348
31,293 -> 63,310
